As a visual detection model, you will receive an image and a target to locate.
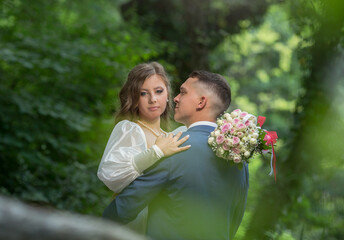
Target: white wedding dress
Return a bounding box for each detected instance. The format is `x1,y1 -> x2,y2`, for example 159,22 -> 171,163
97,120 -> 186,233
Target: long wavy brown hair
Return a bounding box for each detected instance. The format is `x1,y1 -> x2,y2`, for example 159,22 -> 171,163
115,62 -> 172,130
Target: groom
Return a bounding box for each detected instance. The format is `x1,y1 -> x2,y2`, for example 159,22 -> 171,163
103,71 -> 249,240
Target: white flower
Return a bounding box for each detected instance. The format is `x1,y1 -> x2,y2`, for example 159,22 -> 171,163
215,130 -> 221,136
224,113 -> 232,121
217,119 -> 223,125
208,137 -> 215,145
216,147 -> 225,156
252,133 -> 259,139
231,111 -> 238,118
250,138 -> 257,145
244,151 -> 250,158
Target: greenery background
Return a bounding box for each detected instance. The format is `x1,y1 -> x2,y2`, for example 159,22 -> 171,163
0,0 -> 343,239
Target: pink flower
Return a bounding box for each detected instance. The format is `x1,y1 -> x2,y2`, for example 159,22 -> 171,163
245,120 -> 251,126
221,123 -> 231,133
234,109 -> 241,113
222,143 -> 230,150
230,128 -> 235,134
237,132 -> 243,138
233,118 -> 240,124
232,148 -> 241,154
237,123 -> 246,130
240,112 -> 248,118
233,155 -> 241,163
233,136 -> 240,145
216,135 -> 225,144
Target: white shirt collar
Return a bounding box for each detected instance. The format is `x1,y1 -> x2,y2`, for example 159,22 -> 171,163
188,121 -> 217,129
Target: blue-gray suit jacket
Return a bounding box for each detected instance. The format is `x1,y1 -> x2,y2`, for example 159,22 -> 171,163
103,125 -> 249,240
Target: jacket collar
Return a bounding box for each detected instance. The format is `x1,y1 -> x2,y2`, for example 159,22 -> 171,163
187,125 -> 216,134
188,121 -> 217,129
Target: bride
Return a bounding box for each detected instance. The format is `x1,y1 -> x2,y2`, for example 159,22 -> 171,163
97,62 -> 190,233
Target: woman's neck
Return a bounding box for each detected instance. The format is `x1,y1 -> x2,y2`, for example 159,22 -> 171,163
138,118 -> 161,132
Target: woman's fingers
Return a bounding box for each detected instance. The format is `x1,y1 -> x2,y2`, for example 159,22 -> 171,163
176,144 -> 191,152
177,135 -> 189,145
155,131 -> 191,157
167,133 -> 174,138
173,131 -> 183,139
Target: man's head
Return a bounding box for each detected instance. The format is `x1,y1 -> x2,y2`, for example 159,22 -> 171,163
174,70 -> 231,127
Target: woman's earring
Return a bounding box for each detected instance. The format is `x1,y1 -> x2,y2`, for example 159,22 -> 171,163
167,99 -> 169,102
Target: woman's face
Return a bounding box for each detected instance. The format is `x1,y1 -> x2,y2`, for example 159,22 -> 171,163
138,74 -> 168,122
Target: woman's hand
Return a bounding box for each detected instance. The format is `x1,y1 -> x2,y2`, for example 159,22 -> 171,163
155,132 -> 191,158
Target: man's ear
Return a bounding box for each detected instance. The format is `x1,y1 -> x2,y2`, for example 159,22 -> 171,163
196,96 -> 207,111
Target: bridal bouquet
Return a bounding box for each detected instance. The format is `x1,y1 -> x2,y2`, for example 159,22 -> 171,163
208,109 -> 278,180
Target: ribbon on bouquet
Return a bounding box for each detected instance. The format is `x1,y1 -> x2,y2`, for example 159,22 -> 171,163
243,114 -> 257,125
258,116 -> 278,182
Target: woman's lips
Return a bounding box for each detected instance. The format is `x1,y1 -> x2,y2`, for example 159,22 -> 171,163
149,107 -> 159,111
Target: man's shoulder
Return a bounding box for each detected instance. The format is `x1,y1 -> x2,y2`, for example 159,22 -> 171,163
183,125 -> 214,144
172,127 -> 215,160
154,125 -> 216,170
185,125 -> 215,136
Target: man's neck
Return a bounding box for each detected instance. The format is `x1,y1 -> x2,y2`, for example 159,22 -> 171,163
185,115 -> 215,128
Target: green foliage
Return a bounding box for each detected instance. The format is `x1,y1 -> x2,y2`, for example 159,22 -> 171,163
238,1 -> 344,239
0,0 -> 170,214
121,0 -> 273,85
210,5 -> 302,139
208,2 -> 344,239
0,1 -> 343,239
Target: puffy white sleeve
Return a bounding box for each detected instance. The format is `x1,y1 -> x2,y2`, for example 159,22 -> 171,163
97,120 -> 149,193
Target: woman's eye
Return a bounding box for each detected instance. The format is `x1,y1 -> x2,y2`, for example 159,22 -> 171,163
156,89 -> 164,94
140,92 -> 147,96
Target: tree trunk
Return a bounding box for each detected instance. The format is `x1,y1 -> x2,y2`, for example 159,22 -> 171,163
0,195 -> 147,240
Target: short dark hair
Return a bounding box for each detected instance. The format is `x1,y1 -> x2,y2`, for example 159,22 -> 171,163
189,70 -> 231,117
